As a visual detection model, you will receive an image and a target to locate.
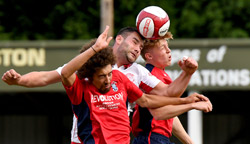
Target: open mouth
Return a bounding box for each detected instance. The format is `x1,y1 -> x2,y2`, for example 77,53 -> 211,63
105,84 -> 110,88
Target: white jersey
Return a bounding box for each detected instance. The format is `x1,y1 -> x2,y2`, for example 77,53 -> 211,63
113,63 -> 161,115
56,62 -> 161,143
113,63 -> 160,89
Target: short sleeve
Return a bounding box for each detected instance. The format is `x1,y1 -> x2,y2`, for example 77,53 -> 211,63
62,74 -> 83,105
137,64 -> 161,93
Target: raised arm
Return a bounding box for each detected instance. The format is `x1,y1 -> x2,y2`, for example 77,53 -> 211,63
150,57 -> 198,97
2,69 -> 61,87
61,26 -> 112,86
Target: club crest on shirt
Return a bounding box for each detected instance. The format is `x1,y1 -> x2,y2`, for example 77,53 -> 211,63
111,81 -> 118,92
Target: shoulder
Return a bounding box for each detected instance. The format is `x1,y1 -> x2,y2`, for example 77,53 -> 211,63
112,69 -> 132,83
112,69 -> 126,79
145,63 -> 155,72
130,63 -> 151,73
132,63 -> 144,69
112,69 -> 123,75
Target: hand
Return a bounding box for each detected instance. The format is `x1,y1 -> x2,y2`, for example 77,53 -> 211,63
1,69 -> 21,85
185,92 -> 209,103
178,57 -> 198,75
92,25 -> 113,52
192,100 -> 213,113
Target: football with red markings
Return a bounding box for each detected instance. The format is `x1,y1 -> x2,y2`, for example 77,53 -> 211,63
136,6 -> 170,40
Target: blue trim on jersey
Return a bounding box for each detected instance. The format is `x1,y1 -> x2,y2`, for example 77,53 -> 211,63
72,92 -> 95,144
126,98 -> 128,109
137,63 -> 155,133
145,63 -> 155,73
138,106 -> 153,133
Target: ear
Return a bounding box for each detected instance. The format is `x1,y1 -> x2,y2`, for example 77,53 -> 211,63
145,53 -> 153,60
115,35 -> 124,45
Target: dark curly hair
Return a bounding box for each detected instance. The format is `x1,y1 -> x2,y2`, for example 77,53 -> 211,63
77,39 -> 116,79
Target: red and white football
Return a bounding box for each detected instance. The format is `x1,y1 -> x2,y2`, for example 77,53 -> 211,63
136,6 -> 170,40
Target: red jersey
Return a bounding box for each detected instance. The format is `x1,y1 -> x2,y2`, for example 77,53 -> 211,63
132,63 -> 174,138
63,70 -> 143,144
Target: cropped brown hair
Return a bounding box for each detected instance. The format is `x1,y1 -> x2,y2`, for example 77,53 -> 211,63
77,39 -> 116,79
141,32 -> 173,60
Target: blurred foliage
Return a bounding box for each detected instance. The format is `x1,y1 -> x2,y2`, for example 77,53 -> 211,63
0,0 -> 250,40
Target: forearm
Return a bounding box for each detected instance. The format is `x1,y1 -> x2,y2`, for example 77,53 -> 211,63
168,71 -> 191,97
17,71 -> 61,87
61,47 -> 96,79
137,94 -> 189,109
172,117 -> 194,144
61,26 -> 112,85
150,72 -> 191,98
149,103 -> 194,120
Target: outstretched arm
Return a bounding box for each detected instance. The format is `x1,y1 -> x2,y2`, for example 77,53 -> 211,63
150,57 -> 198,97
149,95 -> 212,120
2,69 -> 61,87
135,92 -> 210,109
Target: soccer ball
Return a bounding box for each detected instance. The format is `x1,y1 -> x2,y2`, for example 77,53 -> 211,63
136,6 -> 170,40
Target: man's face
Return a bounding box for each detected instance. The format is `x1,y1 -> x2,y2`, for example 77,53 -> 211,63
92,64 -> 113,94
117,32 -> 144,64
150,39 -> 171,68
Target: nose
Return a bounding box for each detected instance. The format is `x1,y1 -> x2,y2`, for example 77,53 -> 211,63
166,47 -> 171,53
134,46 -> 140,54
106,75 -> 111,84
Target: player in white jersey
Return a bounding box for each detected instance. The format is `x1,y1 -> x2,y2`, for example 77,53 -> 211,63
113,63 -> 160,115
2,27 -> 207,144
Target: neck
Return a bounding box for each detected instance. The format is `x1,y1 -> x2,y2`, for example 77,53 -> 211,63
116,61 -> 132,68
116,62 -> 123,68
147,61 -> 165,70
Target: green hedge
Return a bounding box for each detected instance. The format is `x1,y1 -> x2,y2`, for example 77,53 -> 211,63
0,0 -> 249,40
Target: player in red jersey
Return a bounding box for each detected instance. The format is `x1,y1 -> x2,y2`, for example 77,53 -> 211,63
2,26 -> 210,143
60,26 -> 208,144
132,32 -> 212,144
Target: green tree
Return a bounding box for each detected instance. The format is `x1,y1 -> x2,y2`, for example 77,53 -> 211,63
0,0 -> 100,40
0,0 -> 250,40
